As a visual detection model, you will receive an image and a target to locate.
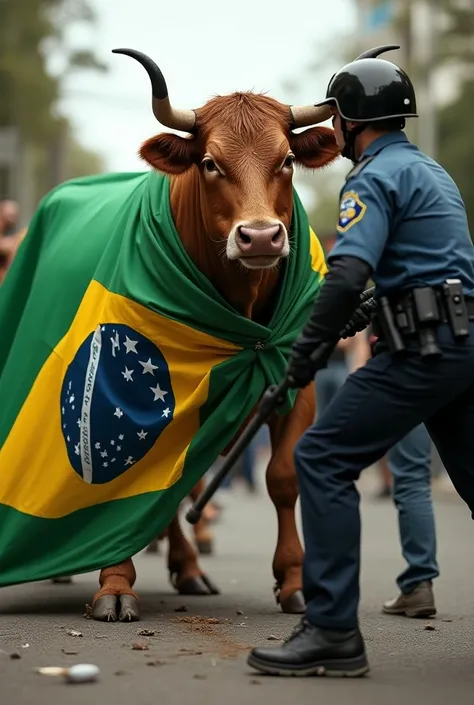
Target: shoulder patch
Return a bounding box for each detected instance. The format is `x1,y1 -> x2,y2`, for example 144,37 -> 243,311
337,191 -> 367,233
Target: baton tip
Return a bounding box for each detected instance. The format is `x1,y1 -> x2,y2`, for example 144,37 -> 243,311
185,507 -> 202,525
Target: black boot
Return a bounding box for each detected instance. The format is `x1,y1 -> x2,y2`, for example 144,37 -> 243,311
247,618 -> 369,677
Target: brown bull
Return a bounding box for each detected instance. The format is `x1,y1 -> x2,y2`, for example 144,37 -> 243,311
88,48 -> 339,622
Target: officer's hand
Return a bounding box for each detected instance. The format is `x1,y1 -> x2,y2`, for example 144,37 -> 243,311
286,350 -> 319,389
340,302 -> 372,339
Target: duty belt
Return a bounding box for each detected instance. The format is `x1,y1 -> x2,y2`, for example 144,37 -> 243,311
371,282 -> 474,357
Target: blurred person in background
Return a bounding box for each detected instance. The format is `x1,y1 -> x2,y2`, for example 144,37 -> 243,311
0,200 -> 26,284
0,200 -> 19,236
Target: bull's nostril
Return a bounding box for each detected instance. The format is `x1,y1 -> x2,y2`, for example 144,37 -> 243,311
239,230 -> 252,245
271,228 -> 282,244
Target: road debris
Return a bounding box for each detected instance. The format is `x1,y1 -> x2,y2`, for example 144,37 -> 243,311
424,623 -> 436,631
61,649 -> 79,655
66,629 -> 83,637
250,679 -> 262,685
175,616 -> 228,625
21,643 -> 30,649
193,674 -> 207,680
137,628 -> 156,637
10,652 -> 21,660
83,605 -> 93,619
174,605 -> 189,612
267,634 -> 281,641
131,641 -> 149,651
236,610 -> 244,616
35,664 -> 100,683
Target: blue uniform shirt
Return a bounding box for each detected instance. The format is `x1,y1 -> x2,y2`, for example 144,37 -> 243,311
327,132 -> 474,297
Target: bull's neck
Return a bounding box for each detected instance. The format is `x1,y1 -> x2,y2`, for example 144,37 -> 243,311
168,169 -> 281,323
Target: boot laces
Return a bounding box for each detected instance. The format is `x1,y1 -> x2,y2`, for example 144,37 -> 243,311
284,617 -> 312,643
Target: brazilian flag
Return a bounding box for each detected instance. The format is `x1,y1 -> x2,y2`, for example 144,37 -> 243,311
0,170 -> 327,586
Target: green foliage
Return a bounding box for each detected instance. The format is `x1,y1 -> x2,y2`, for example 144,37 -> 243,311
288,0 -> 474,234
437,79 -> 474,226
0,0 -> 107,203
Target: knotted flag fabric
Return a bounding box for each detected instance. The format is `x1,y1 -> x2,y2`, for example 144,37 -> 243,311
0,170 -> 327,586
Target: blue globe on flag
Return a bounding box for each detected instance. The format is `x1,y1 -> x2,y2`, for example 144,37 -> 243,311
60,323 -> 175,484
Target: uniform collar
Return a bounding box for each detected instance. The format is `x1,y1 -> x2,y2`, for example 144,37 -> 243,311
360,131 -> 409,159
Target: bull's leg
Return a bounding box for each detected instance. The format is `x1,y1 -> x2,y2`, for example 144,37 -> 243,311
91,558 -> 140,622
167,514 -> 220,596
188,478 -> 214,555
266,384 -> 316,614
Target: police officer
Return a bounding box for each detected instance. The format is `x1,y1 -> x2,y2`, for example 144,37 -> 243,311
247,46 -> 474,677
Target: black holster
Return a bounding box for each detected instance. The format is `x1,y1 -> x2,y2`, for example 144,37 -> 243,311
371,280 -> 472,359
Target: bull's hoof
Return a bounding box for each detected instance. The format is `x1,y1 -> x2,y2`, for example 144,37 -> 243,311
280,590 -> 306,614
91,595 -> 119,622
196,539 -> 213,556
176,574 -> 220,596
51,576 -> 73,584
118,594 -> 140,622
146,539 -> 160,554
200,573 -> 220,595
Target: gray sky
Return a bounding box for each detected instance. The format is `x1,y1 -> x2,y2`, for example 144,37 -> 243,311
57,0 -> 355,177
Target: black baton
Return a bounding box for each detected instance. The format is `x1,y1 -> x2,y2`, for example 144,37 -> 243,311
186,287 -> 376,525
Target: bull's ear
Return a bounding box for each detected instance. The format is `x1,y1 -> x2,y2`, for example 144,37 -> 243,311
290,126 -> 340,169
139,133 -> 198,175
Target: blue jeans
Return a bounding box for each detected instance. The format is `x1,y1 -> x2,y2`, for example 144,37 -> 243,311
388,424 -> 439,594
315,360 -> 348,417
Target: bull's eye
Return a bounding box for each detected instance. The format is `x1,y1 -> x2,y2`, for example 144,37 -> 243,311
202,158 -> 218,173
282,154 -> 295,170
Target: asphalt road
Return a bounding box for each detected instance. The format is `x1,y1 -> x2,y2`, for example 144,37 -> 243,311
1,469 -> 473,705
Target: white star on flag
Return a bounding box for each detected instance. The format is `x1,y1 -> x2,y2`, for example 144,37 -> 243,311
110,331 -> 120,357
162,408 -> 171,418
124,336 -> 139,354
62,406 -> 65,415
100,450 -> 108,458
118,434 -> 124,440
111,458 -> 116,463
117,445 -> 121,451
139,358 -> 159,375
95,442 -> 101,449
124,456 -> 134,466
150,383 -> 168,402
137,429 -> 148,440
69,394 -> 75,404
114,407 -> 123,418
74,443 -> 80,455
121,367 -> 134,382
103,461 -> 109,467
110,440 -> 115,446
77,418 -> 81,427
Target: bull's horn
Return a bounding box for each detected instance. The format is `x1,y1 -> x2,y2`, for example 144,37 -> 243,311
112,48 -> 196,133
289,104 -> 332,129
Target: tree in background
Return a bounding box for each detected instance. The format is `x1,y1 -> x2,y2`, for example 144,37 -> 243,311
0,0 -> 107,207
288,0 -> 474,241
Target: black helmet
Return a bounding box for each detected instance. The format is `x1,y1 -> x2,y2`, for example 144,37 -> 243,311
317,45 -> 418,122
